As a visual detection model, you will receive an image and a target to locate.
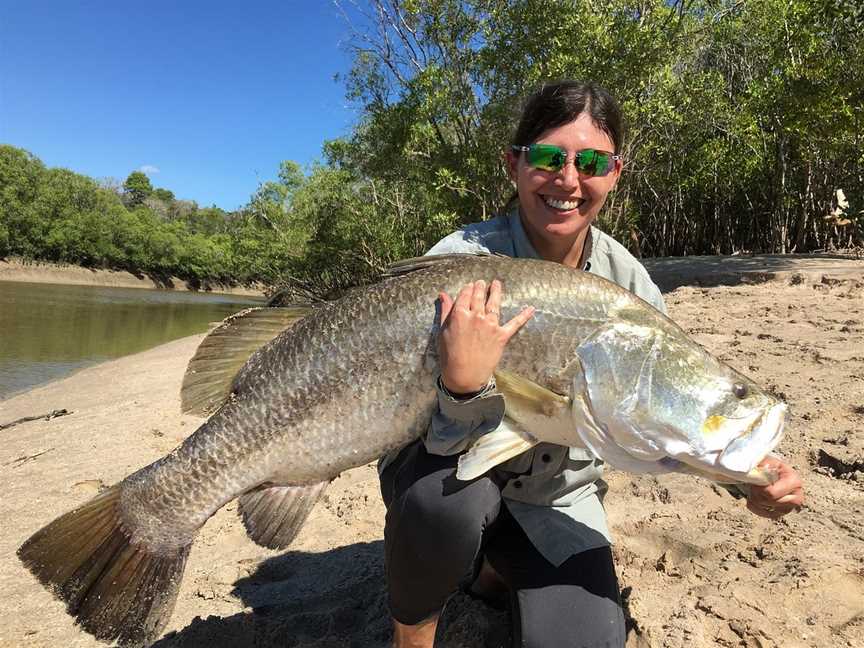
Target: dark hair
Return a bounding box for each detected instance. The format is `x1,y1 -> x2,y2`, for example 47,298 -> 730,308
512,80 -> 624,153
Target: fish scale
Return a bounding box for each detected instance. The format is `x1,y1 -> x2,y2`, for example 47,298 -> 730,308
117,258 -> 605,544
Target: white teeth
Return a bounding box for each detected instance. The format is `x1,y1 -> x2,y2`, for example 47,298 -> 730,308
543,196 -> 582,211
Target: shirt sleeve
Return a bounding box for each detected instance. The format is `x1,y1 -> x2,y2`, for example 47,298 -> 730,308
425,230 -> 491,256
625,261 -> 667,315
639,277 -> 668,315
421,229 -> 503,456
425,378 -> 506,456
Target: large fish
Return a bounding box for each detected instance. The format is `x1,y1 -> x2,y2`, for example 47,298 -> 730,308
18,254 -> 785,647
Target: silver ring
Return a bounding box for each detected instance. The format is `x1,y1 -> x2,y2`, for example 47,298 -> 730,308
488,309 -> 499,316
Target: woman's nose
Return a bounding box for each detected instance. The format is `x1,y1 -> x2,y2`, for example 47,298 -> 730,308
555,159 -> 581,189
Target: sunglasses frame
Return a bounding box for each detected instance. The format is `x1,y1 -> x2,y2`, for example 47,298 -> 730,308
511,144 -> 621,177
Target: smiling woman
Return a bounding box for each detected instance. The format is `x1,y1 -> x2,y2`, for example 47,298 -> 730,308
381,80 -> 804,648
504,86 -> 624,268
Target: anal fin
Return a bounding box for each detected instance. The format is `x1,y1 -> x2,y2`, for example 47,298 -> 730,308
457,418 -> 539,481
239,481 -> 328,549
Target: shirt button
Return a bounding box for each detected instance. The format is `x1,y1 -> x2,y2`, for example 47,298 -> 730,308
541,453 -> 551,463
513,480 -> 523,489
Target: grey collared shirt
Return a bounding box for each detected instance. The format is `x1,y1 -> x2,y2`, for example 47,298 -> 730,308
421,207 -> 667,567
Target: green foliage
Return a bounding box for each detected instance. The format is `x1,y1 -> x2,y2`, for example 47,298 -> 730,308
0,145 -> 47,258
3,2 -> 859,292
0,219 -> 9,257
317,0 -> 863,270
0,145 -> 287,285
122,171 -> 153,207
152,187 -> 175,202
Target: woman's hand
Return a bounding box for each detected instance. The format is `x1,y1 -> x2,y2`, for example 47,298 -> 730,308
746,456 -> 804,519
438,279 -> 535,395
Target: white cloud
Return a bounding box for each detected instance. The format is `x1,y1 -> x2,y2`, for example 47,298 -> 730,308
138,165 -> 160,175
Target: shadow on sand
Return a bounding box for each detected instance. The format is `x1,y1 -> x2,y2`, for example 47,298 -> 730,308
153,541 -> 390,648
151,538 -> 646,648
152,540 -> 518,648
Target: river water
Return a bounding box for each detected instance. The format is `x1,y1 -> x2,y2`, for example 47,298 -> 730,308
0,281 -> 262,400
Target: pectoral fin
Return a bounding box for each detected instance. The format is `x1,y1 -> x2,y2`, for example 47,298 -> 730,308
456,418 -> 539,481
493,369 -> 571,419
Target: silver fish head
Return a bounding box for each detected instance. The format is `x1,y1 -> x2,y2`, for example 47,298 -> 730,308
574,315 -> 786,484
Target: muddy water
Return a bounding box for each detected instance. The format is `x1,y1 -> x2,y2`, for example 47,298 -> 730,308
0,281 -> 261,399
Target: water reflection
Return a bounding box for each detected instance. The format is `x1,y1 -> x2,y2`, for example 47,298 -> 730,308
0,281 -> 262,399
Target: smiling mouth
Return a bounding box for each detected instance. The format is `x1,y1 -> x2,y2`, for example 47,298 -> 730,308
542,195 -> 584,212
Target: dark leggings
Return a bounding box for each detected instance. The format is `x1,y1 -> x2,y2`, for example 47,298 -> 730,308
380,441 -> 625,648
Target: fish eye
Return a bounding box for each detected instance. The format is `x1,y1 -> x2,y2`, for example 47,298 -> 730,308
733,383 -> 748,399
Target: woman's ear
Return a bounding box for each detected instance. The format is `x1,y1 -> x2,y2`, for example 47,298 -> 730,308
505,149 -> 519,183
609,157 -> 623,186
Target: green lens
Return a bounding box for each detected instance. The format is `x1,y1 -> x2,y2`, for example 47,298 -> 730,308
528,144 -> 566,171
575,149 -> 610,176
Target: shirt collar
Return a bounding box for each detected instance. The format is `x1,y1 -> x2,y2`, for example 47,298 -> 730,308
507,205 -> 542,260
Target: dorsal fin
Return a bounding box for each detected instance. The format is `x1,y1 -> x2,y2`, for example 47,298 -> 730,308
181,306 -> 312,416
383,252 -> 501,278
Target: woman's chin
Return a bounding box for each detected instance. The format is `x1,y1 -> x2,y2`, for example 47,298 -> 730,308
543,213 -> 592,237
520,205 -> 594,249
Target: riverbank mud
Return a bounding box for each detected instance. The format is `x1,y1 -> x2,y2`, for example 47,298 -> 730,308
0,258 -> 263,296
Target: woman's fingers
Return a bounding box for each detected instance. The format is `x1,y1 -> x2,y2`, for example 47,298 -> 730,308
776,493 -> 802,505
438,291 -> 454,323
441,279 -> 533,336
453,282 -> 475,313
470,280 -> 487,314
486,280 -> 502,319
437,278 -> 535,395
746,457 -> 804,518
501,306 -> 536,341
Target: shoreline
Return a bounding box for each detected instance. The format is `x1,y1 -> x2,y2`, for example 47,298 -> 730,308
5,253 -> 861,298
0,332 -> 204,409
0,258 -> 265,296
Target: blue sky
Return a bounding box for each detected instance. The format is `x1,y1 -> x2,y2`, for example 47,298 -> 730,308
0,1 -> 360,210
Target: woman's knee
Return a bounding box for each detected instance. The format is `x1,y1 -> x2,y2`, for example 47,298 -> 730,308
384,472 -> 502,625
397,470 -> 501,537
384,469 -> 502,593
514,584 -> 625,648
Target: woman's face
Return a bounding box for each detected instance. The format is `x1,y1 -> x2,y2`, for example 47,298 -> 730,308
506,112 -> 621,257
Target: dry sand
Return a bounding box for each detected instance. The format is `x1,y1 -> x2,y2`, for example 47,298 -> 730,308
1,256 -> 862,648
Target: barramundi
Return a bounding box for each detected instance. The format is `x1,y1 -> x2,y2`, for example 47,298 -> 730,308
18,254 -> 786,647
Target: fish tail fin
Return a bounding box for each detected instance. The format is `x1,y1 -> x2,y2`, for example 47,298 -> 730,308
17,484 -> 191,648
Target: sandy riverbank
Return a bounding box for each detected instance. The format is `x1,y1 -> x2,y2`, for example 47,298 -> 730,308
1,257 -> 863,648
0,258 -> 264,296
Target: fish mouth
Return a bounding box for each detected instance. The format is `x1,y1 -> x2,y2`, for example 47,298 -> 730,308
716,403 -> 787,479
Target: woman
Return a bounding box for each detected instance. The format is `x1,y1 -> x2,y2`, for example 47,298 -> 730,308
379,81 -> 804,648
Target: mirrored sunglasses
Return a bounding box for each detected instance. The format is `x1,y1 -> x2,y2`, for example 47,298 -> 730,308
511,144 -> 620,177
